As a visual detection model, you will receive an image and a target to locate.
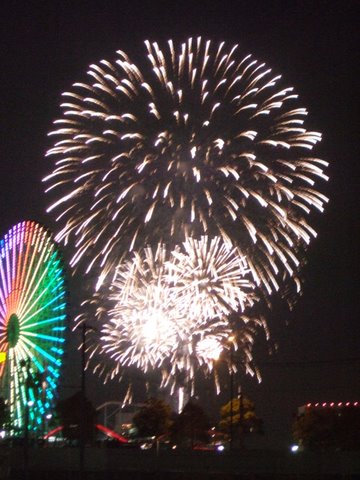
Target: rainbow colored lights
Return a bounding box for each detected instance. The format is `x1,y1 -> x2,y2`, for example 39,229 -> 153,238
0,221 -> 67,435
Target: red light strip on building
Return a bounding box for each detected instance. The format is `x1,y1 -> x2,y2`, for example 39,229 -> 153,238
306,401 -> 359,409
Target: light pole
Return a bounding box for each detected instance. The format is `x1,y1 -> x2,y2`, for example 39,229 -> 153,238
79,322 -> 96,480
228,336 -> 235,451
79,322 -> 87,480
20,358 -> 31,480
80,322 -> 97,396
238,385 -> 244,449
81,322 -> 87,397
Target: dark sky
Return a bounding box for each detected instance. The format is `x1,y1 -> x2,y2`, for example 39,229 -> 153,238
1,1 -> 359,447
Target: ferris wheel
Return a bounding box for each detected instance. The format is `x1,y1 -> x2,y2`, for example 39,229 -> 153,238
0,221 -> 67,436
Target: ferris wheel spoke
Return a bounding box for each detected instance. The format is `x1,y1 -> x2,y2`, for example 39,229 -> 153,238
20,290 -> 66,328
23,331 -> 65,343
12,225 -> 26,296
18,260 -> 64,321
0,269 -> 8,312
16,252 -> 52,319
15,340 -> 45,374
16,238 -> 49,317
21,335 -> 62,366
14,226 -> 36,309
4,243 -> 12,299
0,261 -> 9,306
22,314 -> 66,330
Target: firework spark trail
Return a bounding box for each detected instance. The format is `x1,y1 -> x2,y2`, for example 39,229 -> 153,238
44,37 -> 329,300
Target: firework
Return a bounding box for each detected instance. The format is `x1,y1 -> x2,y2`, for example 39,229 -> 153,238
102,244 -> 184,373
44,37 -> 328,299
170,236 -> 256,320
87,236 -> 261,389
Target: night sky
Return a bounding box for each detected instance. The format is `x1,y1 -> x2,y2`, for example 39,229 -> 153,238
1,1 -> 359,447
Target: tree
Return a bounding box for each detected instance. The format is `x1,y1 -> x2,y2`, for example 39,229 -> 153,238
132,398 -> 172,438
55,391 -> 97,444
293,406 -> 360,451
219,394 -> 263,446
170,401 -> 210,448
0,397 -> 9,430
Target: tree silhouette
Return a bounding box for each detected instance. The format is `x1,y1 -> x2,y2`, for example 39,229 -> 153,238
55,391 -> 97,444
132,398 -> 172,438
170,401 -> 210,448
219,394 -> 263,446
0,397 -> 9,430
293,406 -> 360,451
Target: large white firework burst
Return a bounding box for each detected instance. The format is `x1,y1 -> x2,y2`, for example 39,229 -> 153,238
93,236 -> 262,388
44,37 -> 329,300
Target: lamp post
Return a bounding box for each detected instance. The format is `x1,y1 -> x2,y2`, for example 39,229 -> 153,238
20,358 -> 31,480
228,337 -> 234,451
79,322 -> 96,480
80,322 -> 97,396
79,322 -> 87,480
44,413 -> 52,439
81,322 -> 87,398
